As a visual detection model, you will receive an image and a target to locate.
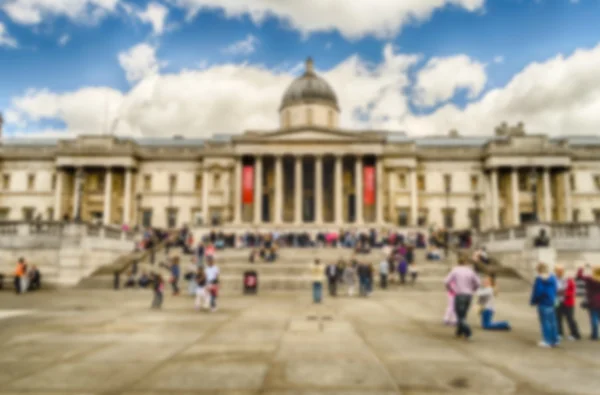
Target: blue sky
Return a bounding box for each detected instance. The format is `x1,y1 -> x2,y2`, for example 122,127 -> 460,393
1,0 -> 600,138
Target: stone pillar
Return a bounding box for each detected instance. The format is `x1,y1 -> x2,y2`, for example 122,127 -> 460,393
314,155 -> 323,224
123,168 -> 132,225
294,156 -> 303,224
511,168 -> 520,226
72,168 -> 82,219
490,169 -> 499,228
355,156 -> 363,224
254,156 -> 263,224
202,168 -> 209,225
564,170 -> 572,222
103,168 -> 112,225
234,158 -> 242,224
410,169 -> 418,226
543,167 -> 551,222
54,169 -> 63,220
274,155 -> 283,224
387,172 -> 395,223
376,158 -> 384,224
334,155 -> 343,225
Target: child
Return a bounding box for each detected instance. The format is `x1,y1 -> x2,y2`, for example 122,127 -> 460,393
530,262 -> 559,347
444,280 -> 457,326
409,262 -> 418,285
477,276 -> 511,331
194,269 -> 208,310
151,274 -> 164,309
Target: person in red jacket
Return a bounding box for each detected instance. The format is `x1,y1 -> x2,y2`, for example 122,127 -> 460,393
577,263 -> 600,340
554,264 -> 581,340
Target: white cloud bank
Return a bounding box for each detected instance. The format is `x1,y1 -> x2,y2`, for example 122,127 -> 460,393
7,42 -> 600,138
172,0 -> 485,39
118,43 -> 166,83
137,1 -> 169,35
413,55 -> 487,107
1,0 -> 120,25
0,22 -> 18,48
222,34 -> 259,55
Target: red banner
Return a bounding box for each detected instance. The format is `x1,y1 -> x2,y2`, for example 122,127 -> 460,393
363,166 -> 375,205
242,166 -> 254,204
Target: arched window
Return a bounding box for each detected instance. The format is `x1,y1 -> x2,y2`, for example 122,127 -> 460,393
328,110 -> 334,128
307,108 -> 313,125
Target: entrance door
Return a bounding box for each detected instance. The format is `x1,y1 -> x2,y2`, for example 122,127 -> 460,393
262,194 -> 270,223
521,212 -> 536,224
348,194 -> 356,222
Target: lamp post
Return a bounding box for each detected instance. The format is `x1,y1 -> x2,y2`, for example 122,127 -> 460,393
529,168 -> 538,223
74,169 -> 85,223
135,193 -> 142,228
473,192 -> 482,232
444,182 -> 451,258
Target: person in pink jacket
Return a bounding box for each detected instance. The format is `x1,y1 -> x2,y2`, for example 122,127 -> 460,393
444,281 -> 457,326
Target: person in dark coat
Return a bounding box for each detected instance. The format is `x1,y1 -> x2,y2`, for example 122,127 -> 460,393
325,261 -> 339,296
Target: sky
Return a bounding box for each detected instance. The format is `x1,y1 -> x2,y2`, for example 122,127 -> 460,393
1,0 -> 600,139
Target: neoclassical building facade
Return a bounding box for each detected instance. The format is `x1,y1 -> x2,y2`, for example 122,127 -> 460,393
2,58 -> 600,231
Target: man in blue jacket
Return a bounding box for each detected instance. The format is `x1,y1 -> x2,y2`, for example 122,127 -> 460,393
530,262 -> 559,347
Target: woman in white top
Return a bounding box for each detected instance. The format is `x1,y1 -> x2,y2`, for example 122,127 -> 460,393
477,276 -> 511,331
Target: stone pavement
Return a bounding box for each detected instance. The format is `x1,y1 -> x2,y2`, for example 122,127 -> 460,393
0,285 -> 599,395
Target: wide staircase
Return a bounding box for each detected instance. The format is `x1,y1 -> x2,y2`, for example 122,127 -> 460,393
77,245 -> 529,294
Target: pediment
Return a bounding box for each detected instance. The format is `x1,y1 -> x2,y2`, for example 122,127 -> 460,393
241,128 -> 380,143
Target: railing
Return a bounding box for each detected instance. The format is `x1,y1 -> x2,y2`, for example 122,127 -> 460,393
0,220 -> 137,241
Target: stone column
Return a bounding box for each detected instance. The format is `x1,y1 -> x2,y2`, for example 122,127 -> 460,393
294,156 -> 303,224
274,155 -> 283,224
202,168 -> 209,225
54,169 -> 63,220
123,168 -> 132,225
376,158 -> 384,224
234,158 -> 242,224
543,167 -> 551,222
314,155 -> 323,224
355,156 -> 363,224
103,168 -> 112,225
254,157 -> 263,224
387,172 -> 395,223
564,170 -> 572,222
72,168 -> 82,219
490,169 -> 499,228
410,169 -> 418,226
511,168 -> 520,226
334,155 -> 343,225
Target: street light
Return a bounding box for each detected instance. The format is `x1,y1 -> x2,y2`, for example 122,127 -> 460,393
473,192 -> 482,232
444,181 -> 451,258
529,168 -> 538,223
135,193 -> 142,228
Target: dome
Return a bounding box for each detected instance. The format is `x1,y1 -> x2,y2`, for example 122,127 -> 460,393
280,57 -> 339,111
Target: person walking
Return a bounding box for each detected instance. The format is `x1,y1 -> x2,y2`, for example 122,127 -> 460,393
477,276 -> 511,331
344,261 -> 357,297
204,257 -> 220,312
555,264 -> 581,341
13,258 -> 26,294
325,261 -> 338,297
151,273 -> 164,309
398,256 -> 408,285
168,257 -> 181,296
194,268 -> 207,310
576,263 -> 600,340
310,259 -> 325,303
379,257 -> 390,289
530,262 -> 559,347
444,256 -> 480,340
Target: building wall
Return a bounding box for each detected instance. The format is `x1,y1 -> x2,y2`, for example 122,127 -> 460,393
280,103 -> 339,129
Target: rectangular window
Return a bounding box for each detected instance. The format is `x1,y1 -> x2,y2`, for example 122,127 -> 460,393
470,175 -> 479,192
51,174 -> 57,191
573,209 -> 580,223
570,174 -> 576,191
469,208 -> 481,230
417,174 -> 426,192
2,174 -> 10,190
169,174 -> 177,191
0,208 -> 9,220
195,174 -> 202,191
518,172 -> 528,192
167,208 -> 178,228
22,207 -> 35,221
47,207 -> 54,220
594,210 -> 600,224
594,175 -> 600,191
397,173 -> 406,189
397,208 -> 409,226
443,208 -> 455,229
142,209 -> 153,227
213,173 -> 221,188
27,174 -> 35,191
444,174 -> 452,192
143,175 -> 152,191
417,208 -> 428,227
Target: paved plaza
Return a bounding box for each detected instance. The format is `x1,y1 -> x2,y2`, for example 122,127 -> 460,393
0,285 -> 599,395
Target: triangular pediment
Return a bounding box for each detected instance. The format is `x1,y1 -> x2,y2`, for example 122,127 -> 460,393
240,127 -> 379,142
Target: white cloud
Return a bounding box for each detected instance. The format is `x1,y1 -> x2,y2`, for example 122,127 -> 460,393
58,34 -> 70,46
413,54 -> 487,107
172,0 -> 485,39
8,42 -> 600,139
493,55 -> 504,64
118,43 -> 166,83
0,22 -> 18,48
137,2 -> 169,35
1,0 -> 120,25
222,34 -> 259,55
